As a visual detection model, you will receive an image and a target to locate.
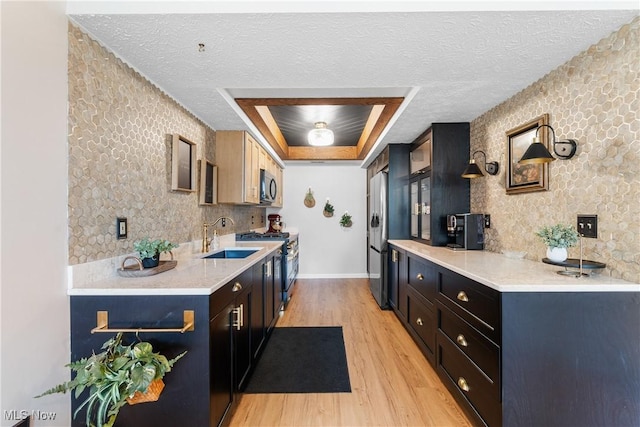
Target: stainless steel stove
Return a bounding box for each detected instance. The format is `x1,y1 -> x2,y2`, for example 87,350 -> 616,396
236,231 -> 298,308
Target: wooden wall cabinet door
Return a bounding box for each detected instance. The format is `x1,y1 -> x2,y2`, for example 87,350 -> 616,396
216,130 -> 260,204
272,165 -> 284,208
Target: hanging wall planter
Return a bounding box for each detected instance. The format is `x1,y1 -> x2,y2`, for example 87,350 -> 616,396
304,188 -> 316,208
323,198 -> 334,217
340,211 -> 353,228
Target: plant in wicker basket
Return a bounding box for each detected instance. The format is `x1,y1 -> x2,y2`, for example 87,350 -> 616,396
340,211 -> 353,228
323,199 -> 335,217
36,332 -> 186,427
304,188 -> 316,208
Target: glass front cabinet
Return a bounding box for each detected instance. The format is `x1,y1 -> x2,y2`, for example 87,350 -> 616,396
409,123 -> 470,246
410,176 -> 431,241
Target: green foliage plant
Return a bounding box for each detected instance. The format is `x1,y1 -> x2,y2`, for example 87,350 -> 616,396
339,211 -> 353,227
535,223 -> 579,248
36,333 -> 186,427
323,199 -> 334,215
133,238 -> 179,259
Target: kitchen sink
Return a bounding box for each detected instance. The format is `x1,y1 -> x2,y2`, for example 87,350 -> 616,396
203,247 -> 260,259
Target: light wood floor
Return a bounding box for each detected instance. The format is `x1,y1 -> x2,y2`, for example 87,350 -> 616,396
229,278 -> 473,427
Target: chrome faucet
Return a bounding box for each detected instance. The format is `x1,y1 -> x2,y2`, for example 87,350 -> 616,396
202,217 -> 235,253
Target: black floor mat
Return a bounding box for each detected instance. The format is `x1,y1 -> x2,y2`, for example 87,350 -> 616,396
244,326 -> 352,394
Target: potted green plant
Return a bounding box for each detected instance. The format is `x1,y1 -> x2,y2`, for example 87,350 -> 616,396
339,211 -> 353,228
323,199 -> 334,217
36,332 -> 186,427
535,223 -> 579,262
133,238 -> 178,268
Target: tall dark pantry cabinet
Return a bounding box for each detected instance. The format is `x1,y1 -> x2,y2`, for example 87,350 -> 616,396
409,123 -> 470,245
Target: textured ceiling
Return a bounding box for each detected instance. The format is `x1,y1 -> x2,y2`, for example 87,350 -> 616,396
68,3 -> 639,165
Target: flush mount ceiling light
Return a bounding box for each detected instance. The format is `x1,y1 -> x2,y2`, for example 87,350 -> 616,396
307,121 -> 334,146
461,150 -> 499,178
518,124 -> 577,164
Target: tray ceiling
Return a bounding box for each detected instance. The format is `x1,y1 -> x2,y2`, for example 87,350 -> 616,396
67,4 -> 639,165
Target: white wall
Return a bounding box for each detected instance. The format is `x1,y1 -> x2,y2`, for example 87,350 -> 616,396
271,162 -> 368,278
1,2 -> 71,426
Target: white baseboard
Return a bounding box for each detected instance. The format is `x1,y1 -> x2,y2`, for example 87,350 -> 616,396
296,273 -> 369,279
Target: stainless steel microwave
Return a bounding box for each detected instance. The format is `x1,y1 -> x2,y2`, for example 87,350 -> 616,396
260,169 -> 277,204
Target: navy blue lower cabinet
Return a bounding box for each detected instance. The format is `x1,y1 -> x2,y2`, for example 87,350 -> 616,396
69,265 -> 264,427
500,292 -> 640,427
70,295 -> 210,427
389,252 -> 640,427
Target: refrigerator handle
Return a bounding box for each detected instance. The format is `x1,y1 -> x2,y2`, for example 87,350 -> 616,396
371,213 -> 380,228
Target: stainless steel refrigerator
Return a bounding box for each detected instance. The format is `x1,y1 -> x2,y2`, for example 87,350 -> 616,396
369,171 -> 388,308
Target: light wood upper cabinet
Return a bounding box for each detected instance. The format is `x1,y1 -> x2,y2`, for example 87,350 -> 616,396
216,131 -> 260,204
272,165 -> 284,208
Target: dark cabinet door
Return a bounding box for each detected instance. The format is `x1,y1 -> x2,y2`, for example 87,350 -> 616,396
273,254 -> 283,315
264,257 -> 276,333
210,304 -> 234,427
235,285 -> 252,391
251,261 -> 266,360
388,247 -> 399,310
397,248 -> 408,319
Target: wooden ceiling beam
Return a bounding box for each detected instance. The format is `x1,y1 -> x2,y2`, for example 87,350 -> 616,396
234,96 -> 405,161
287,146 -> 358,161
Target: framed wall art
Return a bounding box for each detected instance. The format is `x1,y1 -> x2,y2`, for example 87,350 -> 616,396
171,134 -> 196,192
199,159 -> 217,206
505,114 -> 549,195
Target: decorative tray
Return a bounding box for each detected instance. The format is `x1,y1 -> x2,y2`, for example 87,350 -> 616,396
117,256 -> 177,278
542,258 -> 606,269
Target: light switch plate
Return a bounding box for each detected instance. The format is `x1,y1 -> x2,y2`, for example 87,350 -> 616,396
116,217 -> 127,239
577,215 -> 597,238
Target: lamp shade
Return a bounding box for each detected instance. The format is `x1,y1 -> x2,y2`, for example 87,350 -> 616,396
308,122 -> 334,146
518,136 -> 555,164
461,160 -> 484,178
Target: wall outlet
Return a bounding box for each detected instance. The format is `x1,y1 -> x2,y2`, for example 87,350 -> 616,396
577,215 -> 597,238
484,214 -> 491,228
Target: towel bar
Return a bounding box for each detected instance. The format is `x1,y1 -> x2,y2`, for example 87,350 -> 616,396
90,310 -> 195,334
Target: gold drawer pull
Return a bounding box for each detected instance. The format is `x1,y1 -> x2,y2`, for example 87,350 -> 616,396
457,377 -> 470,392
91,310 -> 195,334
457,291 -> 469,302
416,273 -> 424,280
232,307 -> 241,330
416,317 -> 423,326
456,334 -> 468,347
232,282 -> 243,292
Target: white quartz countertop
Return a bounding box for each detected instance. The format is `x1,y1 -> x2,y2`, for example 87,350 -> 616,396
68,241 -> 284,296
389,240 -> 640,292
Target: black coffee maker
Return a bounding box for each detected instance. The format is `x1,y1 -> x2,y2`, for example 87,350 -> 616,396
446,213 -> 484,250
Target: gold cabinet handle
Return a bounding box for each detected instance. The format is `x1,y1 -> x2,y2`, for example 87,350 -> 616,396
232,282 -> 243,292
232,306 -> 242,330
456,334 -> 468,347
457,377 -> 470,392
416,317 -> 423,326
391,250 -> 398,263
416,273 -> 424,280
91,310 -> 195,334
457,291 -> 469,302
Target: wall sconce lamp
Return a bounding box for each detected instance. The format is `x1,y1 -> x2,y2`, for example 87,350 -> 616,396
461,150 -> 499,178
518,124 -> 577,164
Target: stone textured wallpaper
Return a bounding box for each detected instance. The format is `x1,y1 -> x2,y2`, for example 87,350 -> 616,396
470,17 -> 639,282
68,24 -> 263,265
